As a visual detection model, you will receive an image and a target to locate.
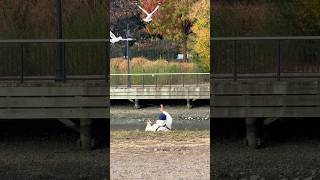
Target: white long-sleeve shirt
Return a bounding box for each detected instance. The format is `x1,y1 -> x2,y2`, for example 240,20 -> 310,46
162,111 -> 172,129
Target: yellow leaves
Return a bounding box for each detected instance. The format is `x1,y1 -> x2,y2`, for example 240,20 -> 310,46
189,0 -> 210,72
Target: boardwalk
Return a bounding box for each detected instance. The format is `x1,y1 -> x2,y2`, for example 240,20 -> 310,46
211,37 -> 320,148
0,39 -> 109,150
110,73 -> 210,108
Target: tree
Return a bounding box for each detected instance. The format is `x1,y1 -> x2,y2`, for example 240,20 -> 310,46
0,0 -> 108,38
277,0 -> 320,35
189,0 -> 210,72
144,0 -> 197,62
111,0 -> 147,41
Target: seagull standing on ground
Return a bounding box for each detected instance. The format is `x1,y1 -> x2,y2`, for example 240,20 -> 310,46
110,31 -> 133,44
137,3 -> 160,23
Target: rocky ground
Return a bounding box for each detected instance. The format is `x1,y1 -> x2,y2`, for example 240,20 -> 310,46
110,131 -> 210,180
212,118 -> 320,180
0,120 -> 108,180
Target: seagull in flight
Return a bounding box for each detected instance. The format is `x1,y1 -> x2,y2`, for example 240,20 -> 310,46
137,3 -> 160,23
110,31 -> 133,44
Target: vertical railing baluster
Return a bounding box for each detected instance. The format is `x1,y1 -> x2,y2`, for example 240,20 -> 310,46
142,74 -> 144,88
20,43 -> 24,83
277,40 -> 281,81
196,73 -> 199,86
182,73 -> 185,87
233,40 -> 237,81
170,74 -> 172,88
104,42 -> 108,82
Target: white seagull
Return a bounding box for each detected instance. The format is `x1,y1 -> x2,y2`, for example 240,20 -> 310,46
110,31 -> 133,44
137,3 -> 160,23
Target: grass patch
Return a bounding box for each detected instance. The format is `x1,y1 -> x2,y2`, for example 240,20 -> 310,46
110,57 -> 209,86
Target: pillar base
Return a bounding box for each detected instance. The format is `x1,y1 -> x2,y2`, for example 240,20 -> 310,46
80,119 -> 92,150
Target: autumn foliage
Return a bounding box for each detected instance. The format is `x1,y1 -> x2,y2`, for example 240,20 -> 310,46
0,0 -> 107,38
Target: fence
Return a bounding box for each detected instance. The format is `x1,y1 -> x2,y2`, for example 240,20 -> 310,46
0,39 -> 108,82
212,37 -> 320,81
110,39 -> 179,60
110,73 -> 210,87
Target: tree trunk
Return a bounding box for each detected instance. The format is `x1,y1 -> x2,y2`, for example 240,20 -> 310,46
183,34 -> 188,62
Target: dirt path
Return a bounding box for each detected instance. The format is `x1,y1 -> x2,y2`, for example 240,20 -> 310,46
110,131 -> 210,180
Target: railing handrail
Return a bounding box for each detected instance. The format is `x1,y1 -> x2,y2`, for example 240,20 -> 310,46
110,73 -> 210,76
0,39 -> 110,43
211,36 -> 320,41
212,36 -> 320,81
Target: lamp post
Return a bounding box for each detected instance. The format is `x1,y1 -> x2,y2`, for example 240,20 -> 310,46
55,0 -> 65,81
126,24 -> 131,88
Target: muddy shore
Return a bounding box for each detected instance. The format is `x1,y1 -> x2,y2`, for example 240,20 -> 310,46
110,105 -> 210,130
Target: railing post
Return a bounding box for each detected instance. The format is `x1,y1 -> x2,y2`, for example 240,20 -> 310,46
20,43 -> 24,83
55,0 -> 65,82
142,74 -> 144,88
126,24 -> 132,88
277,40 -> 281,81
56,42 -> 66,81
104,42 -> 108,82
196,73 -> 199,86
233,40 -> 237,81
170,74 -> 172,88
155,74 -> 157,88
182,73 -> 185,87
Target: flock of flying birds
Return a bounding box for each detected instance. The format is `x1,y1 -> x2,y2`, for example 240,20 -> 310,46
110,2 -> 161,44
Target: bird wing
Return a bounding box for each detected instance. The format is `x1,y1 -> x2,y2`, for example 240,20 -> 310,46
110,31 -> 116,39
150,5 -> 160,15
137,5 -> 149,15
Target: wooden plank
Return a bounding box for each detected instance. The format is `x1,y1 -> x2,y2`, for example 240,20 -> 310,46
110,87 -> 210,93
0,108 -> 109,119
0,97 -> 108,108
0,80 -> 107,87
110,95 -> 209,99
110,86 -> 210,99
0,86 -> 108,97
213,95 -> 320,107
110,91 -> 210,95
213,80 -> 319,95
211,107 -> 320,118
213,73 -> 320,79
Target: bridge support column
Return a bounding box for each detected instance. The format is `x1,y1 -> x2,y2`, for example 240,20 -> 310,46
80,119 -> 92,150
187,99 -> 192,109
134,99 -> 140,109
245,118 -> 259,149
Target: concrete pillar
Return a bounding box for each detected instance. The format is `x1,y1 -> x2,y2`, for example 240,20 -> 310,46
246,118 -> 258,149
187,99 -> 192,109
134,99 -> 140,109
80,119 -> 92,150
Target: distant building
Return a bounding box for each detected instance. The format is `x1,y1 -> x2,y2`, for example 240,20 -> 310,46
176,54 -> 192,60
